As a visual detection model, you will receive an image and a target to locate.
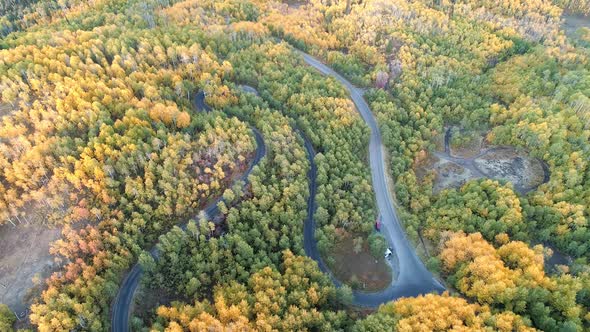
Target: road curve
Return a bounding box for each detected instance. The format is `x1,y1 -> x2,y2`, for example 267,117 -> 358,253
110,94 -> 266,332
298,50 -> 445,306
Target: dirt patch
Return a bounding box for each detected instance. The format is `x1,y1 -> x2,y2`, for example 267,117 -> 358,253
562,14 -> 590,38
433,160 -> 472,192
423,127 -> 548,194
474,148 -> 546,193
327,235 -> 392,291
418,156 -> 476,193
0,222 -> 60,318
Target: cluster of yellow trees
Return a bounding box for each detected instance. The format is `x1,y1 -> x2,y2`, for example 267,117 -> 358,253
0,20 -> 246,224
150,251 -> 349,331
0,0 -> 263,330
355,292 -> 536,331
1,0 -> 590,331
264,0 -> 590,330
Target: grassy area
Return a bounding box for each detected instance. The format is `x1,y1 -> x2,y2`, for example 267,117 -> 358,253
327,235 -> 392,291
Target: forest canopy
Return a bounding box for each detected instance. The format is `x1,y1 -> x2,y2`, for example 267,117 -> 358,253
0,0 -> 589,331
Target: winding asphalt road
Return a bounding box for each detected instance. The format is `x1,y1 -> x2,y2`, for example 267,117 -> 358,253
111,52 -> 447,329
298,51 -> 445,306
110,93 -> 266,332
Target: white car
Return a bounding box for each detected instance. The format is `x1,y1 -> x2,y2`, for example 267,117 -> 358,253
384,248 -> 392,259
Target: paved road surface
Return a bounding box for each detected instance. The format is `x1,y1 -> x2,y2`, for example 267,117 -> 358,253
110,93 -> 266,332
111,51 -> 448,329
298,50 -> 445,306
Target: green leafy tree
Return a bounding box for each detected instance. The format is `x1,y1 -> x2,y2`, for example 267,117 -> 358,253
0,304 -> 15,332
368,233 -> 388,259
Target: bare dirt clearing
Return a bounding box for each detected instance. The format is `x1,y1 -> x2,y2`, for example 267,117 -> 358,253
419,127 -> 548,194
328,235 -> 392,292
474,148 -> 546,193
427,157 -> 478,193
562,14 -> 590,38
0,223 -> 60,317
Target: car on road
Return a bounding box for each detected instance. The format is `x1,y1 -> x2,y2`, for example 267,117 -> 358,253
384,247 -> 393,259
